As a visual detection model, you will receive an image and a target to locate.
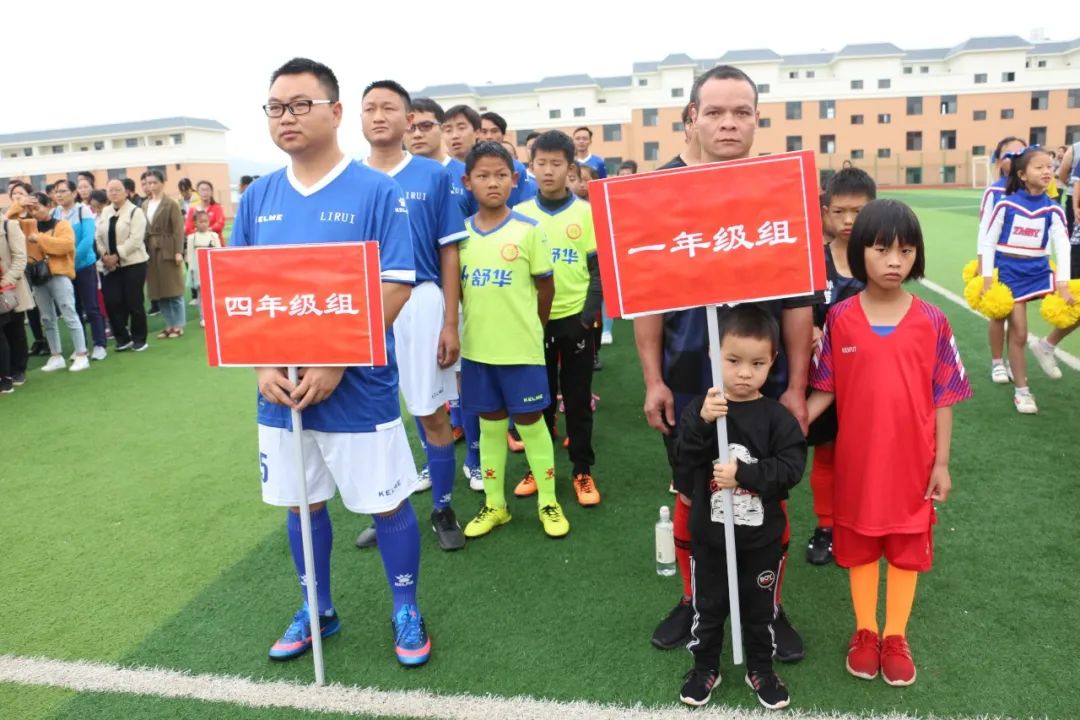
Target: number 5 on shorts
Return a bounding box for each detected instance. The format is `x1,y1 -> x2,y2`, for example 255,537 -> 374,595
260,452 -> 269,484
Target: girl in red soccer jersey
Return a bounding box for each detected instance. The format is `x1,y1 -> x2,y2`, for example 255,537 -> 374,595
808,199 -> 972,687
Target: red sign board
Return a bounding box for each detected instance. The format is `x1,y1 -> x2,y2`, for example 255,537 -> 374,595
198,242 -> 386,367
590,150 -> 826,317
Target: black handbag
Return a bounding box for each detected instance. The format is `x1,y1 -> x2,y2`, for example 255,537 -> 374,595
26,257 -> 51,286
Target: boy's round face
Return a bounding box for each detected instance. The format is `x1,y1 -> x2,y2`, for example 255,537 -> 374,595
464,156 -> 515,210
823,194 -> 871,243
864,239 -> 916,289
719,333 -> 774,400
532,149 -> 570,196
196,217 -> 210,231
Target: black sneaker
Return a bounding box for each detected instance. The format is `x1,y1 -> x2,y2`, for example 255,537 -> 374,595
133,342 -> 149,352
679,667 -> 719,706
806,526 -> 834,565
593,354 -> 603,371
355,525 -> 377,549
745,669 -> 790,710
30,340 -> 48,356
772,605 -> 804,663
431,507 -> 466,551
651,600 -> 694,649
12,372 -> 26,386
115,341 -> 134,352
0,377 -> 13,394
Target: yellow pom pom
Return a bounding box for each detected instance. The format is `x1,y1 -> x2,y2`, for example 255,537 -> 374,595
1070,279 -> 1080,297
1040,293 -> 1079,329
978,282 -> 1014,320
961,259 -> 979,283
1050,259 -> 1057,274
963,276 -> 983,310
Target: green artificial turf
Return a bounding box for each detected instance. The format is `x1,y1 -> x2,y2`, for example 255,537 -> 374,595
3,190 -> 1077,719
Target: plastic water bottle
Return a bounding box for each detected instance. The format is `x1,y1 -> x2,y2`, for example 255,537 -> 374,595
655,506 -> 677,576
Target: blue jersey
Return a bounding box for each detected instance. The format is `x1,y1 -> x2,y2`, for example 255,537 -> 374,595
365,153 -> 466,285
230,157 -> 415,433
442,156 -> 474,217
576,154 -> 608,179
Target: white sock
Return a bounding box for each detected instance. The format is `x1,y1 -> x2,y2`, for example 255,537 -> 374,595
991,358 -> 1005,366
1015,386 -> 1030,396
1040,338 -> 1056,351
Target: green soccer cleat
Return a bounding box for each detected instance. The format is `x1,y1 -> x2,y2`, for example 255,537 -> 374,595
464,504 -> 511,538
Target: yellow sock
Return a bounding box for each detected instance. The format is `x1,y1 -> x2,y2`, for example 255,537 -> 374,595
849,561 -> 880,634
479,417 -> 509,508
883,564 -> 918,637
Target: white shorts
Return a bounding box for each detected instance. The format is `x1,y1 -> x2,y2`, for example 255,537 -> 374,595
393,281 -> 458,416
453,305 -> 464,373
258,420 -> 417,514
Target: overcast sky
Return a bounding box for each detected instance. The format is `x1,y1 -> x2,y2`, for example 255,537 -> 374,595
4,0 -> 1064,172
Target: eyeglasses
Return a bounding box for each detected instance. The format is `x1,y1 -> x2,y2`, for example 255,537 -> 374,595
408,121 -> 438,134
262,99 -> 334,118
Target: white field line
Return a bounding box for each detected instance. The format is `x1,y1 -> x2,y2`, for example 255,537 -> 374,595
0,654 -> 1023,720
918,278 -> 1080,372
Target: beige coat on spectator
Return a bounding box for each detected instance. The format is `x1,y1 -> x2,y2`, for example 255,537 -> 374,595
96,200 -> 149,268
144,195 -> 185,300
0,217 -> 34,312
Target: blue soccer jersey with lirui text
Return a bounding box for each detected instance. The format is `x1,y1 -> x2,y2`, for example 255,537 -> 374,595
230,156 -> 415,433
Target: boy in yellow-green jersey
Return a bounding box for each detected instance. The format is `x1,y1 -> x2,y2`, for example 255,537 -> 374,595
458,142 -> 569,539
514,131 -> 603,507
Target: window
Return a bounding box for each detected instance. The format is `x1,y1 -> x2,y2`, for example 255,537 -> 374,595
1001,108 -> 1014,119
515,129 -> 533,145
903,66 -> 913,74
878,78 -> 891,89
758,117 -> 771,128
1002,71 -> 1015,82
757,83 -> 770,94
786,136 -> 803,152
51,144 -> 64,154
107,168 -> 127,180
877,113 -> 891,124
147,164 -> 166,179
79,145 -> 89,152
642,108 -> 658,127
672,121 -> 685,132
974,73 -> 987,84
1037,60 -> 1047,68
939,95 -> 957,114
920,66 -> 929,74
820,169 -> 836,186
789,71 -> 798,79
23,147 -> 32,157
67,171 -> 80,186
603,124 -> 621,142
906,131 -> 923,151
906,167 -> 922,184
637,78 -> 647,86
171,133 -> 184,144
973,110 -> 987,121
851,114 -> 864,125
851,149 -> 864,159
972,145 -> 987,156
942,166 -> 957,183
1029,126 -> 1047,146
644,142 -> 660,161
1030,91 -> 1049,111
670,88 -> 684,98
877,148 -> 892,159
1066,125 -> 1080,145
125,137 -> 139,148
1069,89 -> 1080,109
598,99 -> 606,104
940,130 -> 956,150
819,134 -> 836,154
806,70 -> 816,79
94,141 -> 104,151
154,139 -> 164,146
785,102 -> 802,120
573,107 -> 586,117
604,157 -> 622,175
30,174 -> 45,190
548,109 -> 561,119
850,79 -> 863,90
819,100 -> 835,119
906,96 -> 923,115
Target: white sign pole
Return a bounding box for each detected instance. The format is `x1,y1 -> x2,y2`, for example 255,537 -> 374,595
704,306 -> 744,666
288,366 -> 326,686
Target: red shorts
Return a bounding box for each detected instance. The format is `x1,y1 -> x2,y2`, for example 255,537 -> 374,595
833,524 -> 934,572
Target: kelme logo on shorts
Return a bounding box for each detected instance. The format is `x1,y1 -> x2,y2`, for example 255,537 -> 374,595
757,570 -> 776,589
566,224 -> 582,240
500,243 -> 519,261
523,394 -> 545,403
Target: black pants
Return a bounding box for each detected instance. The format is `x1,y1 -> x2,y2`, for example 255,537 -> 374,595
26,306 -> 43,343
1064,193 -> 1074,238
102,262 -> 148,346
689,540 -> 783,673
0,310 -> 28,375
542,315 -> 595,473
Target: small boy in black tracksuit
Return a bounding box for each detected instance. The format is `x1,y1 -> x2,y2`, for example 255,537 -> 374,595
674,305 -> 807,711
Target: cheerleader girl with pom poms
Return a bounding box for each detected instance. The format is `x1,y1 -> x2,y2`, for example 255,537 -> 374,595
1029,172 -> 1080,380
978,136 -> 1027,384
979,145 -> 1073,414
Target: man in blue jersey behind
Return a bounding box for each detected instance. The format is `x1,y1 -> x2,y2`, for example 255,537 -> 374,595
355,80 -> 469,552
230,58 -> 431,667
572,127 -> 608,180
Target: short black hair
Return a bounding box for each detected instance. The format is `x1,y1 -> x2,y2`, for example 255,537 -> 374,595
445,104 -> 481,130
362,79 -> 411,111
619,160 -> 638,174
578,164 -> 598,181
89,189 -> 107,205
822,168 -> 877,206
11,180 -> 33,196
573,126 -> 592,138
270,57 -> 339,103
480,111 -> 507,135
140,169 -> 164,182
525,131 -> 541,143
34,192 -> 52,207
77,171 -> 95,186
53,179 -> 74,192
411,97 -> 445,123
681,102 -> 693,126
44,182 -> 55,193
717,304 -> 780,356
178,178 -> 193,192
846,199 -> 925,283
1005,145 -> 1052,194
690,64 -> 758,108
239,175 -> 254,186
465,141 -> 515,175
122,178 -> 136,193
530,130 -> 575,163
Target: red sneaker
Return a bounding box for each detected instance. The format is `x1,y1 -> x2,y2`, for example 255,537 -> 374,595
880,635 -> 917,686
846,629 -> 880,680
